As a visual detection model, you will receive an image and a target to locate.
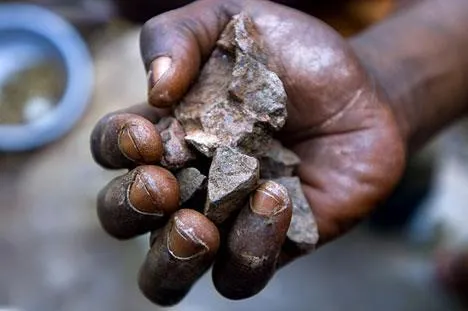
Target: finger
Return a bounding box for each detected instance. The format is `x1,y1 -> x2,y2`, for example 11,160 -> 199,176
115,103 -> 171,123
91,112 -> 163,169
139,209 -> 220,306
140,0 -> 240,107
97,165 -> 179,239
212,181 -> 292,300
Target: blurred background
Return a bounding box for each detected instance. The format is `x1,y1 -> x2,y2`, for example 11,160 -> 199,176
0,0 -> 467,310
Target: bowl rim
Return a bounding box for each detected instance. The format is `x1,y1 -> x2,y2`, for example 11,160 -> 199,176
0,3 -> 93,152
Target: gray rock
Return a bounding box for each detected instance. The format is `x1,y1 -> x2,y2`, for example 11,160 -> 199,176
176,168 -> 207,204
175,13 -> 287,157
260,140 -> 301,179
156,117 -> 196,169
205,147 -> 259,224
274,177 -> 319,252
184,131 -> 220,158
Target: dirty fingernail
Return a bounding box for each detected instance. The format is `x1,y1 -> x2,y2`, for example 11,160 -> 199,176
128,171 -> 163,216
251,181 -> 290,217
148,57 -> 172,90
167,216 -> 208,260
117,118 -> 163,164
119,124 -> 143,161
127,167 -> 179,217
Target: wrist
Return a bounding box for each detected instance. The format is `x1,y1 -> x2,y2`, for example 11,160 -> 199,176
349,0 -> 468,153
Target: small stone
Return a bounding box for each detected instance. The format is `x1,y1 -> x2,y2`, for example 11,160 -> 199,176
274,177 -> 319,252
175,13 -> 287,157
184,131 -> 220,158
205,147 -> 259,224
156,117 -> 196,169
176,168 -> 207,204
260,140 -> 301,179
154,117 -> 172,132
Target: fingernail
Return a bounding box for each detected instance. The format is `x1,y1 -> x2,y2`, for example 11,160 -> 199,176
118,119 -> 163,164
167,216 -> 208,260
128,171 -> 164,216
250,181 -> 290,217
119,124 -> 143,162
148,57 -> 172,91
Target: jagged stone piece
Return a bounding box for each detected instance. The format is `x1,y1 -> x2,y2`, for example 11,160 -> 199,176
260,140 -> 301,179
175,13 -> 287,157
205,147 -> 259,224
184,131 -> 220,157
274,177 -> 319,252
176,168 -> 207,204
156,117 -> 196,169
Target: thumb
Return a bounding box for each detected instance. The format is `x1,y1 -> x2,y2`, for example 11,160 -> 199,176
140,0 -> 241,107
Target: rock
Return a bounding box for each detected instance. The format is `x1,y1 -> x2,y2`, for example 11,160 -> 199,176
184,131 -> 220,158
274,177 -> 319,252
156,117 -> 196,169
205,147 -> 259,224
176,168 -> 206,204
260,140 -> 301,178
175,13 -> 287,157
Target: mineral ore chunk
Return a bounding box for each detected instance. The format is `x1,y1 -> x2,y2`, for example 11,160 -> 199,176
175,13 -> 287,157
260,140 -> 301,178
205,147 -> 259,224
274,177 -> 319,251
176,168 -> 207,204
156,117 -> 196,169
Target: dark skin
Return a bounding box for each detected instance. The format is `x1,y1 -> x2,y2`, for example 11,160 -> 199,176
91,0 -> 468,305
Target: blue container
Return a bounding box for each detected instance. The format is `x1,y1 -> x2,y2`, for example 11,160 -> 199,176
0,4 -> 93,151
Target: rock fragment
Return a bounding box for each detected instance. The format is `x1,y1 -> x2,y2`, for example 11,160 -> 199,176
205,147 -> 259,224
176,168 -> 206,205
184,131 -> 220,158
274,177 -> 319,252
156,117 -> 196,169
260,140 -> 301,178
175,13 -> 287,157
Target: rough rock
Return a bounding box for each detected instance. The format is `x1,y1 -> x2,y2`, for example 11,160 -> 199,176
155,117 -> 196,169
260,140 -> 301,179
274,177 -> 319,252
176,168 -> 206,204
175,13 -> 287,157
205,147 -> 259,224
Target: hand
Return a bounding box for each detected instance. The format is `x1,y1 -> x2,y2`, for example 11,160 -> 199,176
91,0 -> 405,306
